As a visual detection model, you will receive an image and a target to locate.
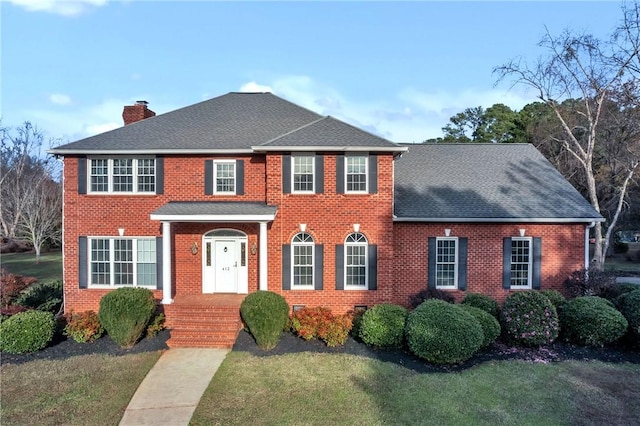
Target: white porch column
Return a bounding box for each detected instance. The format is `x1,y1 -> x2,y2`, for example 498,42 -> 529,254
259,221 -> 268,291
161,221 -> 173,304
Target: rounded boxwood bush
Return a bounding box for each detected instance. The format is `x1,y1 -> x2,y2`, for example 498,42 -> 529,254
98,287 -> 156,348
461,293 -> 500,318
615,289 -> 640,337
240,291 -> 289,350
359,303 -> 408,348
540,290 -> 566,309
0,310 -> 55,354
560,296 -> 628,347
459,304 -> 500,348
405,300 -> 483,364
501,291 -> 559,346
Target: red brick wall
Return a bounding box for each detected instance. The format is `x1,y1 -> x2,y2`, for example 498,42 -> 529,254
393,222 -> 587,306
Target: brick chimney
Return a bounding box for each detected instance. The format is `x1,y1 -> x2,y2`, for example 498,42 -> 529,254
122,101 -> 156,125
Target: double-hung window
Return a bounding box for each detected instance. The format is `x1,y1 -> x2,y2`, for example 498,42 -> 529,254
89,158 -> 156,193
292,156 -> 314,193
214,160 -> 236,194
345,233 -> 368,288
89,237 -> 157,287
435,238 -> 457,289
346,156 -> 367,192
509,237 -> 532,288
292,232 -> 314,287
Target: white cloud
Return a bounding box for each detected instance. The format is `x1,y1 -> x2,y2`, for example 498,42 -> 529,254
239,76 -> 537,142
8,0 -> 108,17
239,82 -> 273,93
49,93 -> 71,105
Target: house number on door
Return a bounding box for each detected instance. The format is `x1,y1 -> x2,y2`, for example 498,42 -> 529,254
222,267 -> 230,271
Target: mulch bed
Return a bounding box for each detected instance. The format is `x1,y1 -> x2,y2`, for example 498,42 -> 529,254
2,329 -> 638,373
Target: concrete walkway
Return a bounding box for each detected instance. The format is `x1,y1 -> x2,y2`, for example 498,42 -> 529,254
120,348 -> 229,426
616,276 -> 640,285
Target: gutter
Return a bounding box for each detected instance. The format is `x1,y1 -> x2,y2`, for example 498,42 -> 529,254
585,221 -> 596,270
392,217 -> 605,224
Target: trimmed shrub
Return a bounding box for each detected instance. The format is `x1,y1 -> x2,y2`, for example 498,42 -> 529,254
347,309 -> 365,338
0,269 -> 37,309
501,291 -> 559,346
614,290 -> 640,337
459,304 -> 501,348
359,303 -> 408,348
290,307 -> 352,347
405,300 -> 483,364
240,291 -> 289,350
560,296 -> 628,347
146,313 -> 166,337
461,293 -> 500,318
64,310 -> 104,343
0,310 -> 55,353
409,288 -> 455,308
98,287 -> 156,348
540,290 -> 566,309
563,269 -> 616,298
15,280 -> 63,314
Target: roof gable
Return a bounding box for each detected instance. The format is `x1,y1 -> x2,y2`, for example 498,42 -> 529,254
394,144 -> 602,221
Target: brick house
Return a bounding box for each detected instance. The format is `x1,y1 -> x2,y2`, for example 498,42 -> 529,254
50,92 -> 602,347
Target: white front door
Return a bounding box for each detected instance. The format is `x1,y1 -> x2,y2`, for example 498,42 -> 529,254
203,234 -> 248,294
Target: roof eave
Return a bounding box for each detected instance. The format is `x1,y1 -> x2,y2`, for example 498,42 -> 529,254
150,213 -> 276,222
48,148 -> 255,155
392,216 -> 605,223
251,145 -> 408,153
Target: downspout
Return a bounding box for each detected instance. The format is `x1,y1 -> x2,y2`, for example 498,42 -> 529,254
585,222 -> 596,271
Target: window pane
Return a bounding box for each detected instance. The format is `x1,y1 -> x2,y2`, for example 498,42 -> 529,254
114,239 -> 133,285
436,239 -> 456,287
91,239 -> 110,284
293,156 -> 314,192
90,159 -> 109,192
137,159 -> 155,192
346,244 -> 366,286
113,159 -> 133,192
215,162 -> 235,193
293,244 -> 313,286
510,239 -> 531,287
136,239 -> 157,286
346,156 -> 367,192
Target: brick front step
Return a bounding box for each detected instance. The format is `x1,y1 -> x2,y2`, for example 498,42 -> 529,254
163,294 -> 244,348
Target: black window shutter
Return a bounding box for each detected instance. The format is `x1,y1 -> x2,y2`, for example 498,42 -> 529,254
79,236 -> 88,288
368,154 -> 378,194
315,155 -> 324,194
368,245 -> 377,290
314,244 -> 324,290
236,160 -> 244,195
335,245 -> 344,290
336,154 -> 345,194
156,236 -> 163,290
204,160 -> 213,195
78,157 -> 87,194
428,237 -> 436,289
282,245 -> 291,290
458,238 -> 468,290
532,237 -> 542,289
282,155 -> 291,194
155,157 -> 164,195
503,238 -> 512,289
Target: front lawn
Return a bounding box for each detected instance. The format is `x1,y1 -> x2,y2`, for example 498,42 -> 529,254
0,352 -> 161,426
191,352 -> 640,425
1,250 -> 63,282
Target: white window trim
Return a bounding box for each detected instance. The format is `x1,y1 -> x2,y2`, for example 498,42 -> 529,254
510,237 -> 533,289
345,155 -> 368,194
88,157 -> 156,195
291,232 -> 314,289
435,237 -> 458,289
344,233 -> 369,290
291,155 -> 315,194
88,236 -> 157,288
213,159 -> 236,195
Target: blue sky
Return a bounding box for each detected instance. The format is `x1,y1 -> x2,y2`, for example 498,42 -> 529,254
1,1 -> 624,146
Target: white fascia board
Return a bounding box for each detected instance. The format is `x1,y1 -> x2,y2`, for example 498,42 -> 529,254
392,217 -> 605,223
251,145 -> 408,153
150,213 -> 276,223
48,149 -> 254,155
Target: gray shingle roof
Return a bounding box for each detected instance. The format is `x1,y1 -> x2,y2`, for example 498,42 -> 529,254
151,201 -> 277,218
51,93 -> 323,153
256,116 -> 400,150
394,144 -> 602,221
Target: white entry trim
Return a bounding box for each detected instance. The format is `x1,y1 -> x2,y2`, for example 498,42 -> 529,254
202,229 -> 248,294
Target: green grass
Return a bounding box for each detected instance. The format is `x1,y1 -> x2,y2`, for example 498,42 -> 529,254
0,250 -> 62,282
191,352 -> 640,426
0,351 -> 161,426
